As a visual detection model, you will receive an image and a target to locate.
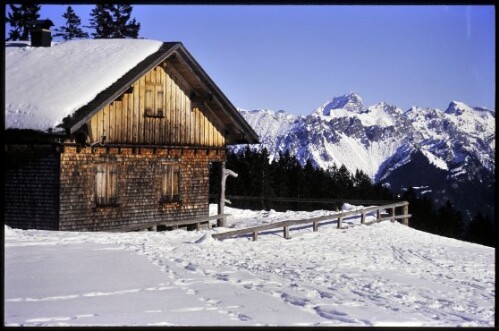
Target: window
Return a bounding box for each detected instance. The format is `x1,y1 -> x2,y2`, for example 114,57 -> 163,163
144,84 -> 165,118
161,163 -> 181,203
94,163 -> 119,207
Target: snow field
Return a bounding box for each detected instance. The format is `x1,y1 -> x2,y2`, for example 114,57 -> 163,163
4,204 -> 495,326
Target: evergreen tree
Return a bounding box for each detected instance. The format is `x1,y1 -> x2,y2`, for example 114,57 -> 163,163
6,4 -> 41,41
436,200 -> 464,239
325,164 -> 341,199
372,183 -> 394,201
88,4 -> 140,39
464,212 -> 495,247
353,169 -> 373,199
88,4 -> 114,39
112,4 -> 140,38
53,6 -> 89,41
337,165 -> 353,198
401,187 -> 438,233
302,160 -> 318,198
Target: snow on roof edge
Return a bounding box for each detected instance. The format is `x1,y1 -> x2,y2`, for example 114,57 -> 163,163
5,38 -> 164,132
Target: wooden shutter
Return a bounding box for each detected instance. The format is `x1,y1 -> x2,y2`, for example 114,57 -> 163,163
161,163 -> 181,203
95,163 -> 119,207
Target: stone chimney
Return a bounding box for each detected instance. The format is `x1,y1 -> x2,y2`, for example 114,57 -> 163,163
27,19 -> 54,47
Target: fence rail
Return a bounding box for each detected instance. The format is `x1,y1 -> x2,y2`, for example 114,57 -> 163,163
212,201 -> 410,241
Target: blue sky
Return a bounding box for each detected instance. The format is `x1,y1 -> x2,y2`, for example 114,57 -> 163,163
8,5 -> 495,115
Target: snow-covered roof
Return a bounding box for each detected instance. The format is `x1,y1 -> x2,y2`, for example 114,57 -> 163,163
5,38 -> 259,144
5,39 -> 164,132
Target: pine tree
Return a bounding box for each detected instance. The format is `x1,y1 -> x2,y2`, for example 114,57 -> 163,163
88,4 -> 140,39
464,212 -> 495,247
337,165 -> 353,198
53,6 -> 89,41
436,200 -> 464,239
353,169 -> 373,199
6,4 -> 41,41
112,4 -> 140,38
401,187 -> 437,233
88,4 -> 114,39
325,164 -> 341,199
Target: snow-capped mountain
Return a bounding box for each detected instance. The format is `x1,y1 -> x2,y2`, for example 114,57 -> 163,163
236,92 -> 495,220
236,109 -> 298,160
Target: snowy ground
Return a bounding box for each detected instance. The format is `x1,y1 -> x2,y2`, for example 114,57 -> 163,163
4,204 -> 495,326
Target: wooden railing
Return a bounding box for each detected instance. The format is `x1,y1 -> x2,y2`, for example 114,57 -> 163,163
212,201 -> 410,241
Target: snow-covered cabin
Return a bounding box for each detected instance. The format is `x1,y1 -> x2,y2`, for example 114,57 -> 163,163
5,37 -> 258,231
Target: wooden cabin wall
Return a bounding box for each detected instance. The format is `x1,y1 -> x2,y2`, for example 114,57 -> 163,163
58,146 -> 225,231
87,65 -> 226,147
4,145 -> 60,230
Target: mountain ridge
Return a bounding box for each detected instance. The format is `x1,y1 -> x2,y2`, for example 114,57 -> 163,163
235,92 -> 495,220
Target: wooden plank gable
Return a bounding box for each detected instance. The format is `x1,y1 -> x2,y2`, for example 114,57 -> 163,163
87,63 -> 226,147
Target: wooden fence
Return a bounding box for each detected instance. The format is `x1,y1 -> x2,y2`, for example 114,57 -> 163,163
212,201 -> 410,241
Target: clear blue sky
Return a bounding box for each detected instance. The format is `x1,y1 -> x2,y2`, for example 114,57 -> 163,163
8,5 -> 495,115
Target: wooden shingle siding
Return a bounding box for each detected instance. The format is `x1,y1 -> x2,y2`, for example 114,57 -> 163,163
88,64 -> 225,147
4,146 -> 60,230
58,146 -> 225,231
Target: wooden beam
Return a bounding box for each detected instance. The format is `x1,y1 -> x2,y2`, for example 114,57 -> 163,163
190,92 -> 213,103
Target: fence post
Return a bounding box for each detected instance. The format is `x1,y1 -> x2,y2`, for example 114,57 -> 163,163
252,231 -> 258,241
283,226 -> 290,239
376,209 -> 381,222
337,216 -> 342,229
313,222 -> 319,232
361,212 -> 365,224
402,203 -> 409,226
391,207 -> 396,222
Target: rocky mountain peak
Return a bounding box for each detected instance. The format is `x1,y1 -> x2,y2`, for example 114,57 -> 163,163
314,92 -> 364,116
445,101 -> 474,115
